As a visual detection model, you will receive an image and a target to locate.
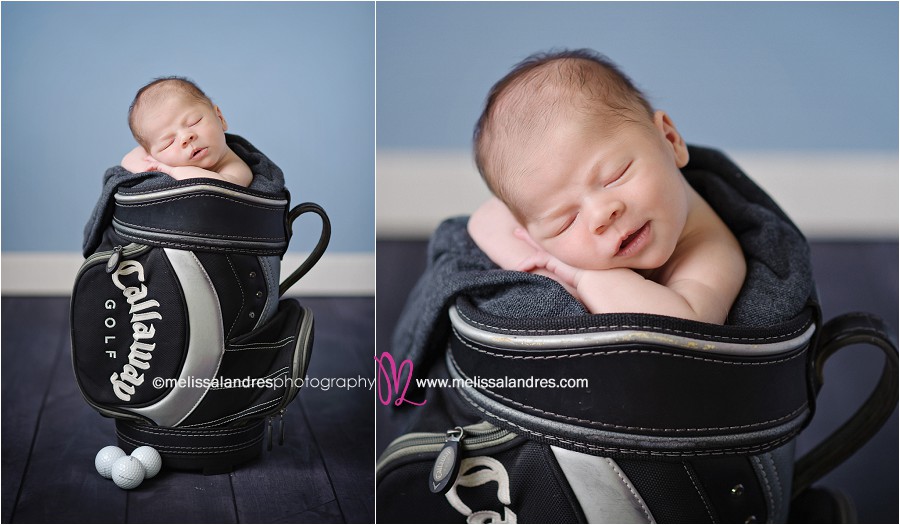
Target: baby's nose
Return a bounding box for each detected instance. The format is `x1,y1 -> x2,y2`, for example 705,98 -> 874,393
181,131 -> 196,147
592,210 -> 620,234
587,198 -> 624,235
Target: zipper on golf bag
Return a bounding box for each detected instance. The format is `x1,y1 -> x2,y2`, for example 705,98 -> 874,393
77,243 -> 151,280
377,421 -> 517,489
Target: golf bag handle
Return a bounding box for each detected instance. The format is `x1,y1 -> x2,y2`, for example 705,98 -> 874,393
279,202 -> 331,296
792,312 -> 898,498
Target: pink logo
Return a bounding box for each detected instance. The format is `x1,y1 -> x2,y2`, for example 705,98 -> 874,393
374,352 -> 426,407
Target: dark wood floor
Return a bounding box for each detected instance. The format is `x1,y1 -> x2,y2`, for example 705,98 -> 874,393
2,296 -> 374,524
376,239 -> 899,524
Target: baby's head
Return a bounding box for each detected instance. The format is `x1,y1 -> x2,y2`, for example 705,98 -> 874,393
128,77 -> 214,150
128,77 -> 230,168
473,49 -> 692,271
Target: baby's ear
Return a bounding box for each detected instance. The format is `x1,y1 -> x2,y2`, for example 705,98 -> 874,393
215,105 -> 229,131
653,111 -> 689,168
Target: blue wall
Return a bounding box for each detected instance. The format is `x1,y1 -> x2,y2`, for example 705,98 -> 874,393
4,2 -> 897,251
2,2 -> 374,253
377,2 -> 897,152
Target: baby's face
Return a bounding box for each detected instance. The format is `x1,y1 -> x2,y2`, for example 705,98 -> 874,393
511,111 -> 691,272
137,94 -> 230,170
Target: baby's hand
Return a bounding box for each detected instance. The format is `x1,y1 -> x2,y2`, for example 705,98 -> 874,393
121,146 -> 152,173
513,228 -> 583,289
142,155 -> 174,175
120,146 -> 175,174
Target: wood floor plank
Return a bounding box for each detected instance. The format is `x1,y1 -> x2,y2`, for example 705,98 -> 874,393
229,400 -> 341,523
126,471 -> 237,523
10,331 -> 128,523
12,305 -> 237,524
1,297 -> 71,523
297,297 -> 375,524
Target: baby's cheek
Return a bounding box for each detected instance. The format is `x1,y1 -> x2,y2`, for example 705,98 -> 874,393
552,244 -> 594,271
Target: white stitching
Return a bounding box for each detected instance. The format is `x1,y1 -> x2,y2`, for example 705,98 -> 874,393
116,431 -> 262,452
116,234 -> 283,254
117,192 -> 282,212
607,458 -> 655,523
118,425 -> 259,438
456,308 -> 810,343
453,326 -> 805,366
225,339 -> 295,352
228,336 -> 295,349
454,386 -> 797,457
766,453 -> 784,520
224,255 -> 244,340
683,463 -> 716,522
752,456 -> 776,522
179,398 -> 281,428
115,216 -> 283,241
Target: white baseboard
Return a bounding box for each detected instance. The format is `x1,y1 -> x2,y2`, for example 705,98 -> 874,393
1,252 -> 374,297
376,149 -> 899,239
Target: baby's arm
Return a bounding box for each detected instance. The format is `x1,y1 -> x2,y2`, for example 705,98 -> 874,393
569,267 -> 731,323
151,161 -> 252,187
120,147 -> 249,185
519,213 -> 745,324
120,146 -> 214,179
468,198 -> 579,296
163,165 -> 228,182
522,245 -> 737,323
120,146 -> 154,173
468,197 -> 540,269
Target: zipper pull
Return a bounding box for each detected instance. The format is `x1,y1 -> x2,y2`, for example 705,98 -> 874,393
429,426 -> 464,494
106,245 -> 124,274
266,416 -> 274,451
278,409 -> 286,446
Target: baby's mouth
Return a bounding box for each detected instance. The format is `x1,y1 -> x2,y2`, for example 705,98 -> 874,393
616,222 -> 650,257
191,147 -> 207,160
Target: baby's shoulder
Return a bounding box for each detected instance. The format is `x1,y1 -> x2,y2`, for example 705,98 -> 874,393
219,149 -> 254,187
660,191 -> 745,285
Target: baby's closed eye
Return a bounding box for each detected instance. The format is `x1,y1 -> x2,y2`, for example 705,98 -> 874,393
603,161 -> 632,188
555,215 -> 577,236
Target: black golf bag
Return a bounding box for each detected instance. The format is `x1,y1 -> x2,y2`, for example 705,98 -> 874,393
376,146 -> 898,523
71,135 -> 330,473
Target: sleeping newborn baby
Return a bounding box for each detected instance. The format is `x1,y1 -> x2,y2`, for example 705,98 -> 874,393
468,50 -> 746,324
120,76 -> 253,188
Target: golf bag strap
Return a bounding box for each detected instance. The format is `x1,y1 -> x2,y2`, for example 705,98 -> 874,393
792,312 -> 899,497
447,304 -> 819,458
112,181 -> 290,255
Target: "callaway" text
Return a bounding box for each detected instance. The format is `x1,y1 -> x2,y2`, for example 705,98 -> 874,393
108,260 -> 162,402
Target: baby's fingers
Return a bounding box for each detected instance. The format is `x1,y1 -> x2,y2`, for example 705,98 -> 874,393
516,252 -> 550,273
544,257 -> 581,287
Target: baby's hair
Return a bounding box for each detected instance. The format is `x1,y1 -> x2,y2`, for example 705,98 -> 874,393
473,49 -> 654,206
128,76 -> 213,149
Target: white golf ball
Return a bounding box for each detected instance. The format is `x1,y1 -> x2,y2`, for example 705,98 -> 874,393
111,456 -> 145,490
130,446 -> 162,479
95,446 -> 126,479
